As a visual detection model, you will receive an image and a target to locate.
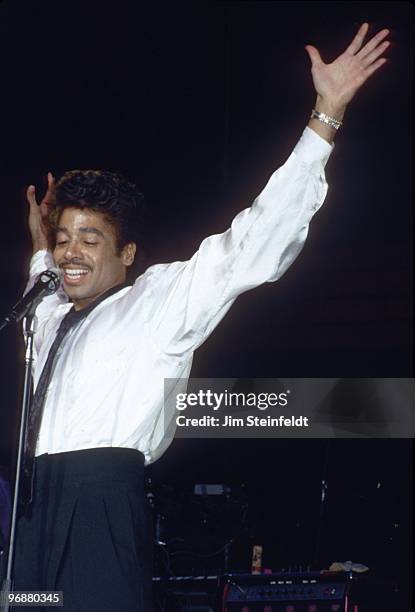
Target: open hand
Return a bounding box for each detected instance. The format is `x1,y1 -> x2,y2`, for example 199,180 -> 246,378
305,23 -> 390,112
27,172 -> 56,252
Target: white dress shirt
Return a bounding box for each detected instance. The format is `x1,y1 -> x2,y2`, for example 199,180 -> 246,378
28,127 -> 333,464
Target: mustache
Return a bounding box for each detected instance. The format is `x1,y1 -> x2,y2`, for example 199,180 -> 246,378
59,259 -> 92,270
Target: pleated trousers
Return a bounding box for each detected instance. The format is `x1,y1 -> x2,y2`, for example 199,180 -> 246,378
12,447 -> 153,611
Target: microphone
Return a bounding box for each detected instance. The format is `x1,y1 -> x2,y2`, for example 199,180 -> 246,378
0,268 -> 62,330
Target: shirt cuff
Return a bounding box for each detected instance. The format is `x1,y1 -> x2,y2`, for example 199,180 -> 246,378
30,249 -> 55,276
293,126 -> 334,171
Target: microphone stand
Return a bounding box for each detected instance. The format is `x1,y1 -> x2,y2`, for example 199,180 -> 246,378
1,302 -> 38,612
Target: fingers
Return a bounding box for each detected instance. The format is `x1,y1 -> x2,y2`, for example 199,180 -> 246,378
47,171 -> 55,189
42,172 -> 56,217
26,185 -> 39,210
360,40 -> 390,68
45,171 -> 56,202
356,28 -> 390,61
345,22 -> 369,55
364,57 -> 388,79
27,172 -> 56,216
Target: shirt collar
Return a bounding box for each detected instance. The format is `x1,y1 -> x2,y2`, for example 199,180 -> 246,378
64,282 -> 129,326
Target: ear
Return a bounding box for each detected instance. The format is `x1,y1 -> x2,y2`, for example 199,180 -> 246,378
121,242 -> 136,267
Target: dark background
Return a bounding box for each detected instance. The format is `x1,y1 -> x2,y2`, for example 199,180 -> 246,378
0,1 -> 412,608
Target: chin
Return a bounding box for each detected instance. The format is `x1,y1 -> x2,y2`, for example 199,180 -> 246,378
64,286 -> 89,299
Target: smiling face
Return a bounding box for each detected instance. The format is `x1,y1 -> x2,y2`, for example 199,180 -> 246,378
53,207 -> 136,310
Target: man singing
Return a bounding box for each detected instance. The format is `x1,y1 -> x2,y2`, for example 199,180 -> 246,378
11,23 -> 389,612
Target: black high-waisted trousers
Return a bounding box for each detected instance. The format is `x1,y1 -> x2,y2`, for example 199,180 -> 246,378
12,447 -> 153,611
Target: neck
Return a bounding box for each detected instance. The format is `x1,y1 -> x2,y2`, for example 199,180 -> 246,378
72,282 -> 128,311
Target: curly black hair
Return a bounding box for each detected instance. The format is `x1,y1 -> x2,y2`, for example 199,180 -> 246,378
51,170 -> 145,254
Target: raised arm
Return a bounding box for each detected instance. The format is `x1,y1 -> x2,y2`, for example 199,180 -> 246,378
145,23 -> 391,357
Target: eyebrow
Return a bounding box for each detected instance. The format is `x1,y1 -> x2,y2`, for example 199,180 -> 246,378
56,226 -> 105,238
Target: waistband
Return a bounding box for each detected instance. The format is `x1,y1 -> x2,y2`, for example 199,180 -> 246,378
33,447 -> 145,489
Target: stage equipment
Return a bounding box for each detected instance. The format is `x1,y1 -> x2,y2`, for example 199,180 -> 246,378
148,481 -> 249,577
153,571 -> 360,611
223,571 -> 356,611
153,574 -> 220,611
